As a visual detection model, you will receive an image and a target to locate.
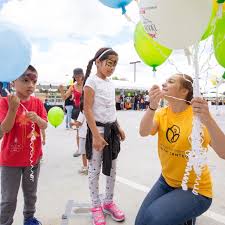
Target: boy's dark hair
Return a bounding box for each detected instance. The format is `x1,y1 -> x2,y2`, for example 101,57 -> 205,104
177,74 -> 193,104
84,47 -> 118,85
27,65 -> 37,73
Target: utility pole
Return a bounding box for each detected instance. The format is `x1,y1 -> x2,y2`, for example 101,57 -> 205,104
130,61 -> 141,82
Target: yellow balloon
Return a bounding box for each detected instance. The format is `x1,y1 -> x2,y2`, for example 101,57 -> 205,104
211,79 -> 217,86
69,79 -> 74,85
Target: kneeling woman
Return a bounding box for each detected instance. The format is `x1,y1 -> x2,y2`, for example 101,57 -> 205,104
135,74 -> 225,225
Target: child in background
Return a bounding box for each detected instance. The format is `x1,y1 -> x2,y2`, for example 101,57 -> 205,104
70,100 -> 88,175
0,65 -> 47,225
59,68 -> 84,157
83,47 -> 126,225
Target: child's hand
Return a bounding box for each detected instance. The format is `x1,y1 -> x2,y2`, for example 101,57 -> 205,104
26,112 -> 39,123
42,138 -> 46,145
93,134 -> 108,151
118,128 -> 126,141
8,95 -> 20,112
149,85 -> 163,109
70,121 -> 79,127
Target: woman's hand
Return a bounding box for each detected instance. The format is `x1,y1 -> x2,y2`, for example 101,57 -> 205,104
149,85 -> 163,109
93,134 -> 108,151
191,97 -> 211,125
118,128 -> 126,141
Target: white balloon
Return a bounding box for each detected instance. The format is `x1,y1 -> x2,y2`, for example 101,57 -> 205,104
139,0 -> 212,49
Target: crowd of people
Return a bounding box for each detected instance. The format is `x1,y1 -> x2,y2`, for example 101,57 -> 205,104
0,48 -> 225,225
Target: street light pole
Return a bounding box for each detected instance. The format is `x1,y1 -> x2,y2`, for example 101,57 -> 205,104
130,61 -> 141,82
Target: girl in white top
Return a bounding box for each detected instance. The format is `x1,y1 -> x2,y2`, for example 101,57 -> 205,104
84,48 -> 125,225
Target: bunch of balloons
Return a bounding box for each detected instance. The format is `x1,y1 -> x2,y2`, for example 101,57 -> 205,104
47,107 -> 64,128
0,22 -> 31,82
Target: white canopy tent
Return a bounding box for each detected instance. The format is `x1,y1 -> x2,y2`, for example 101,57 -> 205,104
112,80 -> 150,91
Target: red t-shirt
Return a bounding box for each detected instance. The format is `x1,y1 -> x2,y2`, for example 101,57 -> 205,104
0,96 -> 47,167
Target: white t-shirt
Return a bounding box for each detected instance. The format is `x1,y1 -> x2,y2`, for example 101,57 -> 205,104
77,112 -> 87,138
84,74 -> 116,124
144,94 -> 150,102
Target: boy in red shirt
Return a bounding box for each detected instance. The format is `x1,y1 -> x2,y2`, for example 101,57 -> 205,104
0,65 -> 47,225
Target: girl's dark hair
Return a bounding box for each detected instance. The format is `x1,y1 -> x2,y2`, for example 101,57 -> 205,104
79,97 -> 83,112
73,68 -> 84,83
83,47 -> 118,85
177,74 -> 193,104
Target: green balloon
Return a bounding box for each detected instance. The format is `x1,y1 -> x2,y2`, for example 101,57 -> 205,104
47,106 -> 64,128
214,13 -> 225,68
222,71 -> 225,79
201,6 -> 217,40
134,22 -> 172,71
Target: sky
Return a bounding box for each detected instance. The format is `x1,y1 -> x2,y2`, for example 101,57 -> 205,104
0,0 -> 224,90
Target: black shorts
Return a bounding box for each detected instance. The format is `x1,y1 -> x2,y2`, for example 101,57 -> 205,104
71,106 -> 80,120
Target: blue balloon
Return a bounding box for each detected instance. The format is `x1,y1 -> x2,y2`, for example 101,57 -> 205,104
99,0 -> 132,14
0,0 -> 10,10
0,22 -> 32,82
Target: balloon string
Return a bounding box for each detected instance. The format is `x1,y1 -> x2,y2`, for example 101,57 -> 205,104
181,43 -> 207,195
29,122 -> 36,182
164,95 -> 191,104
217,3 -> 224,18
124,13 -> 135,24
184,48 -> 192,65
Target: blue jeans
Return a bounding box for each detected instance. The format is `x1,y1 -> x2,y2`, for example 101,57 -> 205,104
65,105 -> 73,128
135,175 -> 212,225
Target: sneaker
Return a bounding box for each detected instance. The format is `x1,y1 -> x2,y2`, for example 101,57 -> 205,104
24,217 -> 42,225
73,150 -> 81,157
78,166 -> 88,175
91,206 -> 106,225
103,202 -> 125,222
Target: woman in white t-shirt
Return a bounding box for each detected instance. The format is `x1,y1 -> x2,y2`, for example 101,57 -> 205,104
83,47 -> 126,225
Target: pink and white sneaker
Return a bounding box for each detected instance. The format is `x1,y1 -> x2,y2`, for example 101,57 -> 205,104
91,206 -> 106,225
103,202 -> 125,222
